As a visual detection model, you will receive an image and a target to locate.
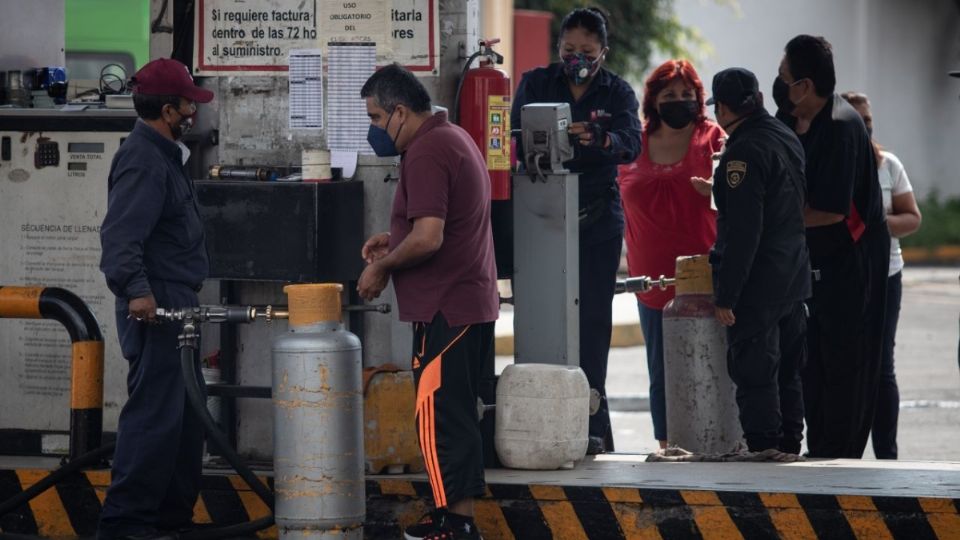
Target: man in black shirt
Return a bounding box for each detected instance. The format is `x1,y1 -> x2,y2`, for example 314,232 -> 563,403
708,68 -> 811,455
774,35 -> 890,458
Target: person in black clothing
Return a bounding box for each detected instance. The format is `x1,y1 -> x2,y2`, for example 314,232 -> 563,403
707,68 -> 811,455
98,58 -> 212,540
511,7 -> 641,454
774,35 -> 890,459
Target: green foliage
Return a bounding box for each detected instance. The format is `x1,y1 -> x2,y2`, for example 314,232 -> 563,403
900,193 -> 960,248
513,0 -> 707,78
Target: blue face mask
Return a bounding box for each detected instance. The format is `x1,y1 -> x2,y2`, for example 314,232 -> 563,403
367,110 -> 403,157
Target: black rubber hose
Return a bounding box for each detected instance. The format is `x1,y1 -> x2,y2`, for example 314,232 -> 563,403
0,441 -> 115,517
452,50 -> 483,125
180,343 -> 275,509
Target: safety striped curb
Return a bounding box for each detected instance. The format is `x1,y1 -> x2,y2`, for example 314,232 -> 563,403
371,479 -> 960,540
0,469 -> 276,539
2,469 -> 960,539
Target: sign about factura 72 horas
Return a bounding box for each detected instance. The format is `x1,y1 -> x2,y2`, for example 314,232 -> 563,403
194,0 -> 439,76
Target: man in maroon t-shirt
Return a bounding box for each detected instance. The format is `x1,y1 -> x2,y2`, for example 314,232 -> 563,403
357,63 -> 498,540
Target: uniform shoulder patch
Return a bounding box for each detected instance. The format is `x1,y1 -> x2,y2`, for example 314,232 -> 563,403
726,160 -> 747,188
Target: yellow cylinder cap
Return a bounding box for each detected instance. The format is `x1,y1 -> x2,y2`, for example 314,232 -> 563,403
674,254 -> 713,296
283,283 -> 343,327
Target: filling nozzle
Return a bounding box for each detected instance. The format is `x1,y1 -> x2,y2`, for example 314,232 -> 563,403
615,275 -> 676,295
155,303 -> 390,323
155,305 -> 287,324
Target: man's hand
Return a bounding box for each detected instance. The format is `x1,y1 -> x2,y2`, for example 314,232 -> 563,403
357,262 -> 390,301
568,122 -> 611,148
129,294 -> 158,324
691,176 -> 713,197
361,232 -> 391,264
715,307 -> 736,327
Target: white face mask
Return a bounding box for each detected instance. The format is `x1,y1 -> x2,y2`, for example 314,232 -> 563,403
176,141 -> 191,165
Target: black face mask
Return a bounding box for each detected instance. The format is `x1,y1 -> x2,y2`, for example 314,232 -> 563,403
772,76 -> 795,115
659,100 -> 698,129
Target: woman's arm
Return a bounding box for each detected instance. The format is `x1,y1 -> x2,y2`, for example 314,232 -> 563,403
887,191 -> 922,238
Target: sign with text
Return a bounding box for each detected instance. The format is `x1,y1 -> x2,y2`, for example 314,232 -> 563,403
320,0 -> 389,57
194,0 -> 319,75
388,0 -> 439,74
194,0 -> 438,76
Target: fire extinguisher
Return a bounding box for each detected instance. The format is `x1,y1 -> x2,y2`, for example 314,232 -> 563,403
455,38 -> 511,200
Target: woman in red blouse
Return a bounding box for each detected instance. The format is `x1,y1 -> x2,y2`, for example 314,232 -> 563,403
618,60 -> 725,449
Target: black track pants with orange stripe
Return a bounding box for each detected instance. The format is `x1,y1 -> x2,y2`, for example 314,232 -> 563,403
412,312 -> 495,508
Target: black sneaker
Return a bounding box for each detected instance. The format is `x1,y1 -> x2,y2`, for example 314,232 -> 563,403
404,509 -> 444,540
423,523 -> 483,540
404,510 -> 481,540
586,435 -> 606,455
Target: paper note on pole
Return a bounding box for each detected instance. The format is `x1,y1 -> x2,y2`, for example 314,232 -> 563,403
288,49 -> 324,130
193,0 -> 318,76
327,43 -> 376,154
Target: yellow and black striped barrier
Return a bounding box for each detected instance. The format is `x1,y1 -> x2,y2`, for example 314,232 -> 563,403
0,286 -> 105,461
2,470 -> 959,539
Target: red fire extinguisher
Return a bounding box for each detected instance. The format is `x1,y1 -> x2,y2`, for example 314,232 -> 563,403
455,39 -> 511,200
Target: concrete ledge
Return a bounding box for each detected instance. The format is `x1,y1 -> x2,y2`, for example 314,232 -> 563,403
3,457 -> 960,539
903,246 -> 960,264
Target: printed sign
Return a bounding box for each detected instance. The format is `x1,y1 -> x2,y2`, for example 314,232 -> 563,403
194,0 -> 318,75
320,0 -> 389,57
390,0 -> 439,74
487,95 -> 511,171
194,0 -> 439,76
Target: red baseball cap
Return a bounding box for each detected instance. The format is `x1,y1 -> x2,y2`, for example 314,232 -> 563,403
131,58 -> 214,103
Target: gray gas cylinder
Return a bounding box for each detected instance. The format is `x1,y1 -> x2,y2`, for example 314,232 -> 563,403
272,284 -> 364,540
662,255 -> 743,454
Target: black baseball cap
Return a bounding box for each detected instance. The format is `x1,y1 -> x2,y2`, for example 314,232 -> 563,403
950,70 -> 960,78
706,67 -> 760,107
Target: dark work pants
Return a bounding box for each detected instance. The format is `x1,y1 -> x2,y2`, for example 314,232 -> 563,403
637,303 -> 667,442
412,312 -> 494,508
803,225 -> 889,458
98,281 -> 203,538
872,271 -> 902,459
579,235 -> 621,450
726,302 -> 806,453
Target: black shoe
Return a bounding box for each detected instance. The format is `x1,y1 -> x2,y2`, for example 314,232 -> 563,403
586,435 -> 606,455
404,509 -> 481,540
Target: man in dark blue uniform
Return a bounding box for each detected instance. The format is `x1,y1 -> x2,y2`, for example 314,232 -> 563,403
775,35 -> 889,458
511,7 -> 641,453
98,58 -> 212,540
707,68 -> 811,455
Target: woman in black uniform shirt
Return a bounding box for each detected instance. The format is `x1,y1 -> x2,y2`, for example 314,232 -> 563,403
511,7 -> 641,453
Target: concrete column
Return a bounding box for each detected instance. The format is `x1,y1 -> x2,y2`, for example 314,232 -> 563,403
480,0 -> 513,78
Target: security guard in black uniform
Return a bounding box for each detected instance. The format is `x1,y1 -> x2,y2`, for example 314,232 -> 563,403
98,58 -> 212,540
707,68 -> 811,455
